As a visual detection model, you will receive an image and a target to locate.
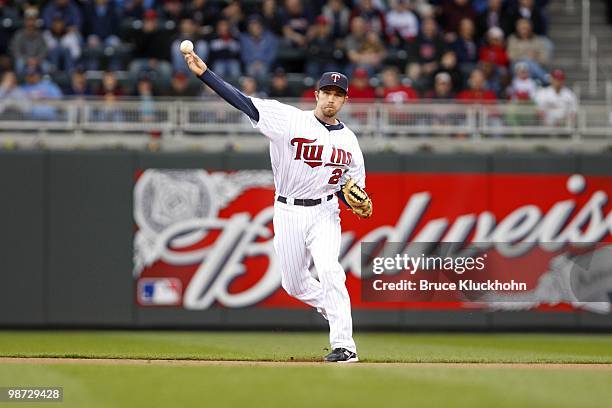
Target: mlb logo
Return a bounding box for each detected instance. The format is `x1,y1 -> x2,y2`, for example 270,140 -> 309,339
138,278 -> 182,306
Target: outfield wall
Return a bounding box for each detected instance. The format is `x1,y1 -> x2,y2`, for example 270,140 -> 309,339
1,150 -> 611,330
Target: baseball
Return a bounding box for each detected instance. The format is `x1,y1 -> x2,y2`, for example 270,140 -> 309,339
180,40 -> 194,54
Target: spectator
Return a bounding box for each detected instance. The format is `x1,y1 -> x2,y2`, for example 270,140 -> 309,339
346,17 -> 387,75
10,7 -> 48,76
0,0 -> 19,58
165,71 -> 199,97
281,0 -> 313,48
221,0 -> 245,33
97,69 -> 125,99
261,0 -> 285,37
425,71 -> 456,100
131,10 -> 173,79
160,0 -> 185,29
432,49 -> 464,92
503,0 -> 546,36
379,65 -> 418,103
186,0 -> 220,30
0,70 -> 29,118
43,13 -> 81,73
506,61 -> 537,101
268,67 -> 292,98
408,17 -> 446,77
479,60 -> 506,97
405,62 -> 430,94
136,74 -> 156,122
348,68 -> 376,101
424,72 -> 465,129
123,0 -> 145,20
472,0 -> 490,14
451,18 -> 479,74
42,0 -> 82,32
385,0 -> 419,46
300,82 -> 316,101
348,68 -> 375,124
171,18 -> 208,75
456,68 -> 497,102
476,0 -> 506,40
240,75 -> 267,98
321,0 -> 351,40
305,16 -> 343,77
64,67 -> 93,96
83,0 -> 121,70
19,64 -> 63,120
240,15 -> 278,78
208,18 -> 242,78
478,26 -> 509,70
350,0 -> 386,40
507,18 -> 550,83
413,0 -> 436,18
93,69 -> 124,122
439,0 -> 476,37
535,69 -> 577,126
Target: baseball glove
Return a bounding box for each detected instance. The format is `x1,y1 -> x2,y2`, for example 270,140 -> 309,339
340,178 -> 373,218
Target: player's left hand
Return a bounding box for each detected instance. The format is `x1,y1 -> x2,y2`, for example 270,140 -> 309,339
341,178 -> 373,218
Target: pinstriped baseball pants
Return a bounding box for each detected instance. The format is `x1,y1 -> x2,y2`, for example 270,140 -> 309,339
273,196 -> 356,353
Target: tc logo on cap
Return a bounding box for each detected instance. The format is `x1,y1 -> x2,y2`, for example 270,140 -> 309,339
318,72 -> 349,93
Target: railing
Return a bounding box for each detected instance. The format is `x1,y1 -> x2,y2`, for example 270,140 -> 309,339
1,99 -> 611,142
582,0 -> 590,66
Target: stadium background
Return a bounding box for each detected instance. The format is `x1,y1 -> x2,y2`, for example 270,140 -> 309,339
0,1 -> 611,407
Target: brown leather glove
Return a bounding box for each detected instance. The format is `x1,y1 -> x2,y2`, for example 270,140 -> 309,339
340,178 -> 373,218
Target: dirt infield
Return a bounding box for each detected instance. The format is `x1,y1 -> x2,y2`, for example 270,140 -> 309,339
1,357 -> 612,370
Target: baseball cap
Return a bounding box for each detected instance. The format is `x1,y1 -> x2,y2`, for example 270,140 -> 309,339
24,7 -> 39,18
174,71 -> 187,81
273,67 -> 286,77
435,72 -> 451,83
315,15 -> 329,25
514,61 -> 529,73
550,69 -> 566,81
318,72 -> 348,94
352,68 -> 368,79
247,14 -> 263,24
25,65 -> 43,76
144,9 -> 157,20
487,27 -> 504,40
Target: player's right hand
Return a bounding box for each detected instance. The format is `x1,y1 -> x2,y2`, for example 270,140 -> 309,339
184,52 -> 207,76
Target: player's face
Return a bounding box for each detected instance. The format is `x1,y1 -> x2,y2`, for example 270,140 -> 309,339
315,87 -> 348,118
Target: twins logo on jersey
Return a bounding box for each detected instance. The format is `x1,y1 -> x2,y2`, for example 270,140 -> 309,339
291,138 -> 323,167
291,137 -> 352,169
327,147 -> 352,168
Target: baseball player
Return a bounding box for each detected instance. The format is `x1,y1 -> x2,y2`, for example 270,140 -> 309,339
184,51 -> 372,363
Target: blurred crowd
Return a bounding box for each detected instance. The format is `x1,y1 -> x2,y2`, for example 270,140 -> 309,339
0,0 -> 577,123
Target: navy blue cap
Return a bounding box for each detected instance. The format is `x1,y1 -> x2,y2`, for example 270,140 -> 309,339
318,72 -> 349,94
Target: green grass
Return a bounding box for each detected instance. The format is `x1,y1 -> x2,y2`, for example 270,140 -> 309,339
1,364 -> 611,408
0,332 -> 611,407
0,331 -> 612,363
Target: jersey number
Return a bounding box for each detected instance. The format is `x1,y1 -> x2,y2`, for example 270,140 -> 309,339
328,169 -> 346,185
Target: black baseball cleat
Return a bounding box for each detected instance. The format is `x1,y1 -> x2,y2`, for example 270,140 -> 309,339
324,348 -> 359,363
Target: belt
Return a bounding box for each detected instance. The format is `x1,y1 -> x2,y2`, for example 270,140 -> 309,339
277,194 -> 333,207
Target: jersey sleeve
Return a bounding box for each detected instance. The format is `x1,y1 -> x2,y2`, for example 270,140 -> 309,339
344,136 -> 366,189
248,97 -> 299,142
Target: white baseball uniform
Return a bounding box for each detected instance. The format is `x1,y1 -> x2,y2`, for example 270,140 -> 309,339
534,86 -> 577,126
249,97 -> 365,353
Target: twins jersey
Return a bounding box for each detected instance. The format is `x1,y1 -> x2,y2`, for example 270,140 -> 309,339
248,98 -> 366,199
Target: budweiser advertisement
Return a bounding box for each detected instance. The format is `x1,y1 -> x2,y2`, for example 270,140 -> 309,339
134,170 -> 612,313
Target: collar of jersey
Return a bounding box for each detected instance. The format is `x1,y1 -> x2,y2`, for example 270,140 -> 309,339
313,113 -> 344,131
